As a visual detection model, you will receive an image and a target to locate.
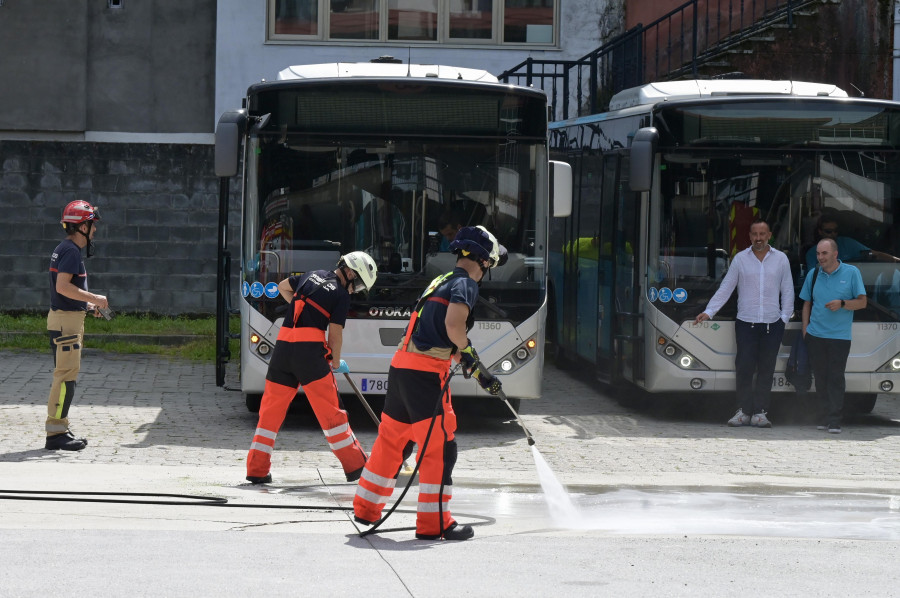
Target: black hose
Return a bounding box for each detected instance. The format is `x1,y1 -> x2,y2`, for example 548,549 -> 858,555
0,489 -> 355,510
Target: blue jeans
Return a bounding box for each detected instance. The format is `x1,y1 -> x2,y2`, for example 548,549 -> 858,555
805,334 -> 851,428
734,319 -> 785,415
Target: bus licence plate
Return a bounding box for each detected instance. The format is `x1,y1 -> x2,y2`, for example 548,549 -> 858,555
359,376 -> 389,394
771,375 -> 792,390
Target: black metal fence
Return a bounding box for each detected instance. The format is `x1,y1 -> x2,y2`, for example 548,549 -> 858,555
498,0 -> 810,121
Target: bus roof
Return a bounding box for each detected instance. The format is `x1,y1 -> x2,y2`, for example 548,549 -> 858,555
277,61 -> 499,83
608,79 -> 848,110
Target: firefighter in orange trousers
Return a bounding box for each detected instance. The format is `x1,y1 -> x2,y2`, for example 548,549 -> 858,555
353,226 -> 505,541
246,251 -> 378,484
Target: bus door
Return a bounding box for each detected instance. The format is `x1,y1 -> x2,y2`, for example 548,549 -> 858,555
612,154 -> 642,384
596,153 -> 641,383
573,149 -> 603,362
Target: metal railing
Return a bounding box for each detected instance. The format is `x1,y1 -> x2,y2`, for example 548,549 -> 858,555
499,0 -> 814,121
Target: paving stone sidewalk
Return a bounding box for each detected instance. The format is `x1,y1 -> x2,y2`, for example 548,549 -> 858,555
2,349 -> 900,489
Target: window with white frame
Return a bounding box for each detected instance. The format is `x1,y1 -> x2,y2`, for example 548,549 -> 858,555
268,0 -> 556,45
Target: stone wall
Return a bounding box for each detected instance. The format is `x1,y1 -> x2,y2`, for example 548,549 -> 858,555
1,140 -> 240,315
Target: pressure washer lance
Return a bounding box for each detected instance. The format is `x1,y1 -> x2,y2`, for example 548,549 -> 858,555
496,387 -> 535,446
470,360 -> 535,446
343,372 -> 415,474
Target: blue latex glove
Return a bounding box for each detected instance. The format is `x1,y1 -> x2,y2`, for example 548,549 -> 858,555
332,359 -> 350,374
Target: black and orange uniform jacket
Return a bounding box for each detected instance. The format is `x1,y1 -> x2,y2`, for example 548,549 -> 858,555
354,266 -> 478,538
246,270 -> 367,481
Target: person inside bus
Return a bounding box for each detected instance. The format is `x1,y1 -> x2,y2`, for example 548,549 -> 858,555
245,251 -> 378,485
804,213 -> 900,271
436,209 -> 463,251
354,226 -> 506,541
694,219 -> 794,428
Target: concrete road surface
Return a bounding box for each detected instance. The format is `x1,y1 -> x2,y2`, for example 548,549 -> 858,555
2,349 -> 900,597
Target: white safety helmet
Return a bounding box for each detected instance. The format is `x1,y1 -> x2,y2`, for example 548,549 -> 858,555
339,251 -> 378,293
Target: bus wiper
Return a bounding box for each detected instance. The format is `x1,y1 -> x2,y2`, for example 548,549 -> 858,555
477,296 -> 508,319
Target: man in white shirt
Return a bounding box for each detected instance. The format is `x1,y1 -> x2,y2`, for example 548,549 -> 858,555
694,219 -> 794,427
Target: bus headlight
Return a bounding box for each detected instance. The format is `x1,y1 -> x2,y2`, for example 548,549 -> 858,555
877,354 -> 900,372
655,336 -> 708,370
489,338 -> 537,375
249,328 -> 272,362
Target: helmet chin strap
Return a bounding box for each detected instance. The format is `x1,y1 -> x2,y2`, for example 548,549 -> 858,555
77,222 -> 95,258
341,266 -> 360,293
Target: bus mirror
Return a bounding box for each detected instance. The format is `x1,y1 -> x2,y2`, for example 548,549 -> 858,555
550,160 -> 572,217
215,110 -> 247,178
630,127 -> 658,192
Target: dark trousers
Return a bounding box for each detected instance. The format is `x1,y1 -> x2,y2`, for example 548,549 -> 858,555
805,334 -> 851,428
734,319 -> 784,415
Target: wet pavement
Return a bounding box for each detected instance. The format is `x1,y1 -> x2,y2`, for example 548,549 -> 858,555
3,348 -> 900,595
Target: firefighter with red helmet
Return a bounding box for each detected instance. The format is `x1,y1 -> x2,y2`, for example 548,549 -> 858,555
245,251 -> 378,484
46,200 -> 109,451
354,225 -> 506,541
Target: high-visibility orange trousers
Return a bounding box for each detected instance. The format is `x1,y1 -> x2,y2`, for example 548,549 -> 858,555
246,374 -> 367,479
354,365 -> 458,537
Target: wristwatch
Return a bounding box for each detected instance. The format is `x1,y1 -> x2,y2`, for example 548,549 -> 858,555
841,299 -> 846,309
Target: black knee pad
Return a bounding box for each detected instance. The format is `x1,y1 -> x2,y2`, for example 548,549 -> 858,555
59,381 -> 76,418
442,439 -> 458,485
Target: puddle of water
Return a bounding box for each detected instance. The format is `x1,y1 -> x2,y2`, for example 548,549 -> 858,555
264,477 -> 900,541
574,489 -> 900,540
449,486 -> 900,541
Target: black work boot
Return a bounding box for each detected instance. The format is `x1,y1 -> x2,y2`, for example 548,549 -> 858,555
416,522 -> 474,541
45,433 -> 87,451
246,473 -> 272,484
345,467 -> 364,482
65,431 -> 88,447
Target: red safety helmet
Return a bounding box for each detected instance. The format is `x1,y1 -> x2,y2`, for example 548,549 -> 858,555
61,200 -> 101,225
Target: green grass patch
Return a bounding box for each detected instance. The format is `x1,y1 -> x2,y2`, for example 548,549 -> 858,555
0,312 -> 240,362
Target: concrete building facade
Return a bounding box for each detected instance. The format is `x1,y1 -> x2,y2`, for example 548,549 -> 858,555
1,0 -> 623,315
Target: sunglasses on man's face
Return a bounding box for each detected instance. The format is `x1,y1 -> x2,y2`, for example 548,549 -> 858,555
821,228 -> 837,234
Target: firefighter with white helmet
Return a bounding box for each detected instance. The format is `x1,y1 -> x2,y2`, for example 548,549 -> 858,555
354,226 -> 506,541
45,200 -> 109,451
246,251 -> 378,484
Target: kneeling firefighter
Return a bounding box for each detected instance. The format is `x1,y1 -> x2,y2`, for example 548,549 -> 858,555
353,225 -> 506,540
245,251 -> 378,484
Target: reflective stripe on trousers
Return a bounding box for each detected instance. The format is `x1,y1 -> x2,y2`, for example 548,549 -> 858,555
353,409 -> 457,536
246,374 -> 367,479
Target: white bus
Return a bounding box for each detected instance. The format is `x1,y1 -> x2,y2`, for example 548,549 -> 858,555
215,59 -> 571,411
548,79 -> 900,411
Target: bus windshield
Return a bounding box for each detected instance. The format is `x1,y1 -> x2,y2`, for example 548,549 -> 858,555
649,147 -> 900,324
243,135 -> 545,325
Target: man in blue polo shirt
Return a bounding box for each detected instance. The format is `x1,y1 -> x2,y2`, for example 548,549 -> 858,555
800,237 -> 867,434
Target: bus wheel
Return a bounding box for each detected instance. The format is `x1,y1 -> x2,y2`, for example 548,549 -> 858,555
245,393 -> 263,413
844,393 -> 877,415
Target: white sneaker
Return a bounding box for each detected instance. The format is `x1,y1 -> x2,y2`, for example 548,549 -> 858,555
751,411 -> 772,428
727,409 -> 751,427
